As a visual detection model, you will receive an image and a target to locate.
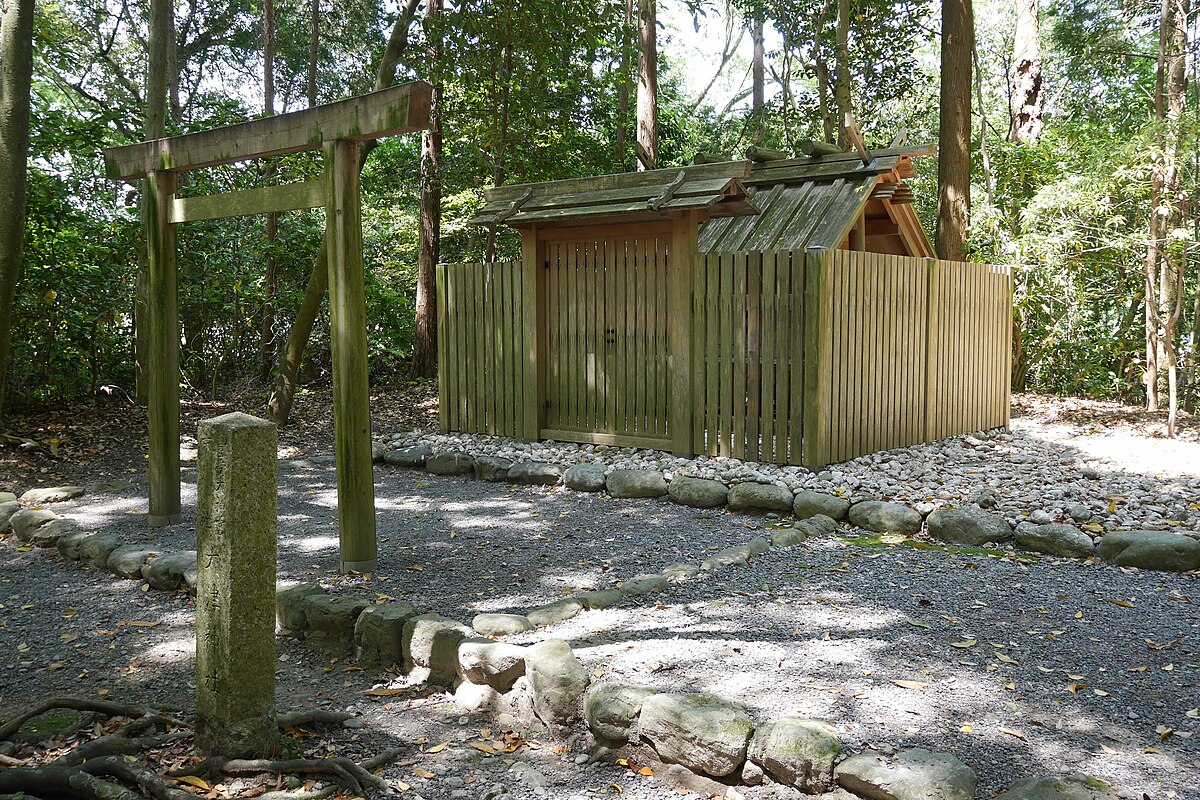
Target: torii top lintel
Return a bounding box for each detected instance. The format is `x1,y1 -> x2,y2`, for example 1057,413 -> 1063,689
104,80 -> 433,181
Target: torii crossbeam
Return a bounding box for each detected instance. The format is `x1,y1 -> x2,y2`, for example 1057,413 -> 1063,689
104,80 -> 433,573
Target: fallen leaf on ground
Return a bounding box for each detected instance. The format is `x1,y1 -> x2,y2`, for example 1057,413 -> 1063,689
890,679 -> 927,690
950,639 -> 977,648
426,740 -> 450,753
412,768 -> 436,779
1000,728 -> 1028,741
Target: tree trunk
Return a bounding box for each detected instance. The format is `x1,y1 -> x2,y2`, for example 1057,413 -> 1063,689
751,15 -> 765,141
1008,0 -> 1043,143
266,0 -> 422,426
260,0 -> 278,383
135,0 -> 173,405
411,0 -> 442,380
834,0 -> 852,149
635,0 -> 658,170
0,0 -> 35,424
616,0 -> 632,170
936,0 -> 974,260
308,0 -> 319,106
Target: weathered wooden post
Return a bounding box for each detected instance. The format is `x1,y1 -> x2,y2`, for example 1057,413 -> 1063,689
194,412 -> 280,758
145,169 -> 181,526
324,139 -> 377,573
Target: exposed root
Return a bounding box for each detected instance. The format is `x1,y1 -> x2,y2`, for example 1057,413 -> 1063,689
54,733 -> 189,768
0,698 -> 154,742
80,756 -> 199,800
0,765 -> 141,800
257,788 -> 339,800
275,710 -> 355,728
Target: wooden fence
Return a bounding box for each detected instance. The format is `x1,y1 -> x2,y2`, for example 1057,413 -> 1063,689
436,249 -> 1011,466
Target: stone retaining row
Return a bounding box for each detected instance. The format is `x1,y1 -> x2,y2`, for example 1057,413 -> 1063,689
275,580 -> 1125,800
376,447 -> 1200,574
0,487 -> 1140,799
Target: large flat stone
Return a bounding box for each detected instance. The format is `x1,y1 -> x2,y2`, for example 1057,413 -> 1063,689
848,501 -> 923,536
0,500 -> 20,533
747,717 -> 841,792
564,464 -> 607,492
402,613 -> 471,685
10,508 -> 58,543
458,638 -> 527,691
474,456 -> 514,482
21,486 -> 85,504
57,528 -> 94,560
1015,522 -> 1095,558
507,461 -> 564,485
276,583 -> 326,634
1096,530 -> 1200,572
107,545 -> 161,579
606,469 -> 668,498
927,504 -> 1013,545
427,451 -> 475,475
304,595 -> 369,656
727,483 -> 793,514
143,551 -> 197,591
383,445 -> 432,468
622,573 -> 668,595
836,748 -> 976,800
525,639 -> 589,730
994,773 -> 1122,800
472,612 -> 533,636
637,693 -> 754,778
668,477 -> 729,508
526,598 -> 584,627
354,601 -> 420,667
793,490 -> 850,521
584,682 -> 657,743
31,518 -> 76,548
78,532 -> 123,569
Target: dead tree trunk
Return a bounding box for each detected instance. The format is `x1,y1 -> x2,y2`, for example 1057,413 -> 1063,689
1008,0 -> 1043,143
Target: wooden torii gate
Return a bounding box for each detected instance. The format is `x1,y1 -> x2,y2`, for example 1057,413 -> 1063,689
103,80 -> 433,573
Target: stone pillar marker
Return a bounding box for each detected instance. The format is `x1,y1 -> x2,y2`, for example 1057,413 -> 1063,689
194,412 -> 281,757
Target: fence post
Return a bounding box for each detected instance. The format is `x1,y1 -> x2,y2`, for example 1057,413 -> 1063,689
669,212 -> 698,455
801,250 -> 830,467
520,229 -> 541,440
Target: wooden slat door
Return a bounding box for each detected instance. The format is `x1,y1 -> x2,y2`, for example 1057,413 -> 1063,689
540,226 -> 673,449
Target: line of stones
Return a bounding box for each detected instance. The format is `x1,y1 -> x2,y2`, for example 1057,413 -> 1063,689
378,446 -> 1200,574
0,489 -> 1132,798
275,580 -> 1122,800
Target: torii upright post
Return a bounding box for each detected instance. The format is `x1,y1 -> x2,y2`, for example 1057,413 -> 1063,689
103,81 -> 433,573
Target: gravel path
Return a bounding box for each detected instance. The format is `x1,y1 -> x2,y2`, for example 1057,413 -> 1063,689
2,403 -> 1198,799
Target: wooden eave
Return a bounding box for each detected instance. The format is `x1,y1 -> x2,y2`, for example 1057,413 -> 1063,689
470,162 -> 759,229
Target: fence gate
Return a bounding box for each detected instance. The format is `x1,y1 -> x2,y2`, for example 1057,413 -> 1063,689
540,226 -> 673,449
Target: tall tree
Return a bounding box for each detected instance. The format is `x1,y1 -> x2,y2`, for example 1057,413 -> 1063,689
936,0 -> 974,260
411,0 -> 442,379
616,0 -> 632,169
751,13 -> 765,140
834,0 -> 852,147
0,0 -> 35,423
1008,0 -> 1043,143
266,0 -> 422,425
260,0 -> 278,382
308,0 -> 319,106
635,0 -> 658,169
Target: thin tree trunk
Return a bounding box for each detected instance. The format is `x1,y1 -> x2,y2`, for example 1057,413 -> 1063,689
936,0 -> 974,260
411,0 -> 442,379
974,44 -> 996,206
484,40 -> 514,263
260,0 -> 278,383
1008,0 -> 1043,143
308,0 -> 319,106
616,0 -> 632,170
834,0 -> 852,148
266,0 -> 422,426
751,14 -> 765,141
0,0 -> 35,424
635,0 -> 658,170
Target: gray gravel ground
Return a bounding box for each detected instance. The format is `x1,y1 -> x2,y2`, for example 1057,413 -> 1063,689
1,459 -> 1197,800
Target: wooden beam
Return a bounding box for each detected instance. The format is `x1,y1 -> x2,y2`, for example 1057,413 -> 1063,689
105,80 -> 432,180
520,227 -> 541,440
145,170 -> 181,526
168,180 -> 325,223
669,211 -> 698,455
324,139 -> 377,574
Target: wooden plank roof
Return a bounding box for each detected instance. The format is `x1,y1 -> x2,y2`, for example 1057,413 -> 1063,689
699,147 -> 935,255
470,162 -> 759,228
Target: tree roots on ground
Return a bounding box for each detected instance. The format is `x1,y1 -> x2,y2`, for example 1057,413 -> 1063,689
0,698 -> 402,800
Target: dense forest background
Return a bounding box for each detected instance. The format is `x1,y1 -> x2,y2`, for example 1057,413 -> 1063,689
2,0 -> 1198,419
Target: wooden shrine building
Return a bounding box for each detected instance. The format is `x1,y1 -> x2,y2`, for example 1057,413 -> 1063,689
438,144 -> 1011,468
